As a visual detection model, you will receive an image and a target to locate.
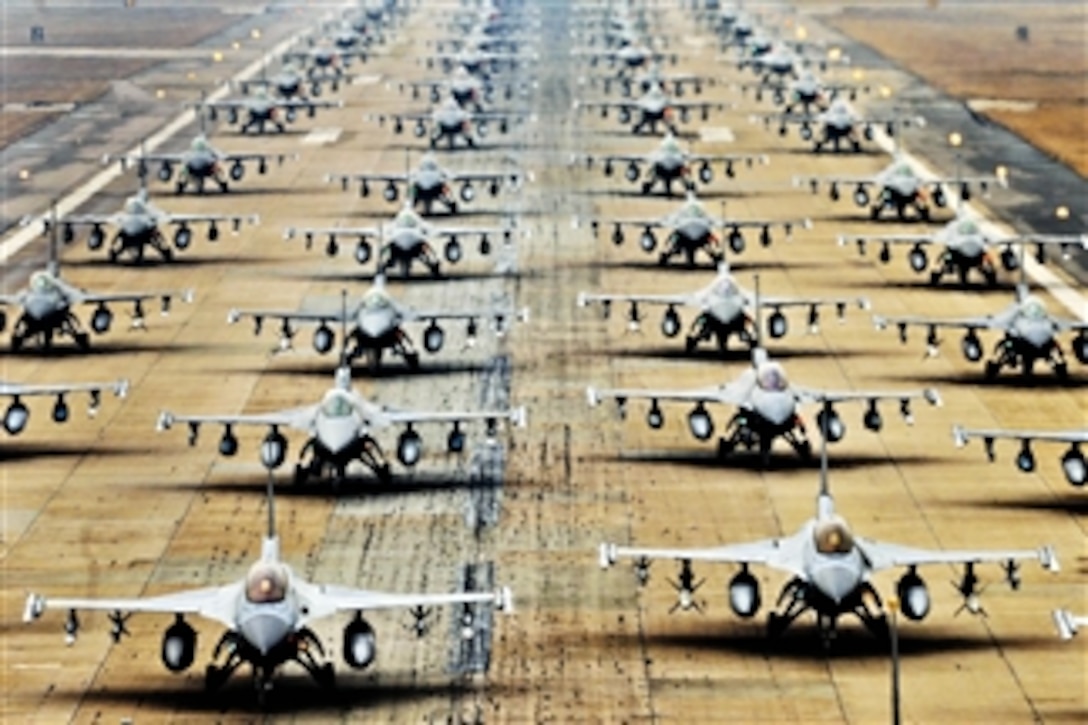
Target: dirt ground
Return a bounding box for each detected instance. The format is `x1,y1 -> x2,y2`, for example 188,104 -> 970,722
811,2 -> 1088,176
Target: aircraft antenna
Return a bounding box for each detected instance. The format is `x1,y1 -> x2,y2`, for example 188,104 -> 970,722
265,467 -> 276,539
818,400 -> 830,498
338,287 -> 350,367
751,272 -> 763,360
47,199 -> 60,276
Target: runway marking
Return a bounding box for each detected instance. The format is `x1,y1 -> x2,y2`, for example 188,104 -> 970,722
353,74 -> 383,86
871,129 -> 1088,323
301,127 -> 343,145
0,5 -> 355,265
966,98 -> 1038,113
9,663 -> 62,670
699,127 -> 735,143
2,102 -> 77,113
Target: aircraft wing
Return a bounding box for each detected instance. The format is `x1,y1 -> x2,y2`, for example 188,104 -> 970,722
792,385 -> 942,412
219,150 -> 297,167
873,313 -> 1006,334
283,225 -> 382,255
599,529 -> 809,578
278,98 -> 344,111
793,173 -> 877,192
838,232 -> 937,250
296,582 -> 513,622
156,405 -> 320,436
577,290 -> 693,309
755,294 -> 869,323
379,405 -> 527,429
687,151 -> 768,168
586,381 -> 748,408
451,169 -> 522,186
23,583 -> 243,631
0,379 -> 128,400
857,537 -> 1058,575
162,212 -> 259,229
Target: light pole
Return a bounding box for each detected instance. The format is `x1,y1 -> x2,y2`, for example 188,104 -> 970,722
888,594 -> 901,725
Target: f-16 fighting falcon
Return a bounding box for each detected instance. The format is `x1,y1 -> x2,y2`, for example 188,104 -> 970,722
107,133 -> 295,195
587,310 -> 942,466
586,61 -> 716,99
376,96 -> 525,149
236,60 -> 342,100
1,214 -> 192,350
577,263 -> 867,355
425,46 -> 526,80
839,211 -> 1086,286
581,191 -> 809,267
398,67 -> 515,112
576,85 -> 727,136
285,202 -> 519,277
43,187 -> 258,264
23,473 -> 514,701
873,284 -> 1088,379
740,68 -> 871,115
598,440 -> 1058,645
576,41 -> 677,77
227,280 -> 528,369
1,378 -> 128,436
156,354 -> 526,484
282,44 -> 369,81
795,154 -> 1008,221
198,88 -> 343,134
577,133 -> 767,196
327,152 -> 523,215
753,98 -> 923,153
953,425 -> 1087,488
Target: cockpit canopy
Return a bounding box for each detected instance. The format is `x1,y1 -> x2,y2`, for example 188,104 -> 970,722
756,362 -> 789,392
191,135 -> 211,152
360,288 -> 392,311
661,135 -> 682,155
955,220 -> 979,236
29,270 -> 57,293
710,277 -> 739,298
394,208 -> 422,228
245,561 -> 289,603
321,391 -> 356,418
813,517 -> 855,555
419,153 -> 440,171
124,196 -> 149,215
1020,296 -> 1048,320
825,98 -> 850,116
677,200 -> 707,219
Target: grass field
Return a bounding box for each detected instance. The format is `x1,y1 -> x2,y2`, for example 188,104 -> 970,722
812,2 -> 1087,176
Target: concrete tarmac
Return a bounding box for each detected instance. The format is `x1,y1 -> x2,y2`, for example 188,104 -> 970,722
1,2 -> 1085,723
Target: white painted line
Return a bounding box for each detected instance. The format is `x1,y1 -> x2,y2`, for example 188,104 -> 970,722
699,127 -> 735,143
352,74 -> 383,86
0,47 -> 229,60
0,5 -> 355,265
301,127 -> 343,145
871,129 -> 1087,323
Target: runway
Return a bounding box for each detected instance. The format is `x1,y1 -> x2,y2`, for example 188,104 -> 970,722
1,2 -> 1085,722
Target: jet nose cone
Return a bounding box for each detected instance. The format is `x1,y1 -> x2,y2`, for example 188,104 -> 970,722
812,562 -> 860,605
24,296 -> 54,320
1020,323 -> 1053,350
758,392 -> 796,428
316,417 -> 358,455
707,299 -> 742,325
120,219 -> 147,237
239,610 -> 292,656
359,312 -> 389,339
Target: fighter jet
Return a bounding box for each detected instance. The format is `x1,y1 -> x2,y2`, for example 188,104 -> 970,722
576,86 -> 727,136
580,191 -> 809,267
795,155 -> 1008,221
23,473 -> 514,700
753,98 -> 924,153
587,324 -> 941,465
226,280 -> 528,370
839,211 -> 1087,286
737,41 -> 847,85
107,133 -> 295,195
952,425 -> 1087,487
586,61 -> 715,99
598,443 -> 1058,644
398,68 -> 515,112
740,69 -> 870,114
156,360 -> 526,484
236,61 -> 340,100
577,132 -> 767,196
1053,610 -> 1087,640
285,203 -> 519,277
577,264 -> 867,354
198,88 -> 343,134
2,378 -> 128,436
327,152 -> 523,215
43,187 -> 258,264
576,42 -> 677,77
375,96 -> 525,149
425,47 -> 526,80
874,284 -> 1088,379
283,44 -> 369,80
